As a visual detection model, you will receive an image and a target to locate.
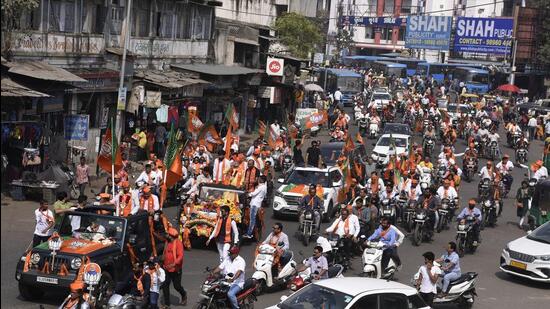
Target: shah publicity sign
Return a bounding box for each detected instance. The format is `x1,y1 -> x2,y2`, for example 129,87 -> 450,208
405,16 -> 452,50
454,17 -> 513,54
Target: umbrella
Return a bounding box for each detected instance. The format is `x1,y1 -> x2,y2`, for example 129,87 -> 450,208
497,84 -> 520,93
304,83 -> 324,92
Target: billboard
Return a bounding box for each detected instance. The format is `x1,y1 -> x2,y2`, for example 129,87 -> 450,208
405,16 -> 452,50
454,17 -> 513,54
341,16 -> 406,27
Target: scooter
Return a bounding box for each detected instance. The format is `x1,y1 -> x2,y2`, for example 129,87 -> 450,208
251,243 -> 297,294
419,167 -> 432,189
413,269 -> 478,308
361,239 -> 398,279
107,294 -> 145,309
196,272 -> 257,309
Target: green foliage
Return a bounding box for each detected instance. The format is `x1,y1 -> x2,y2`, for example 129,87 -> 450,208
531,0 -> 550,66
274,12 -> 322,59
1,0 -> 39,30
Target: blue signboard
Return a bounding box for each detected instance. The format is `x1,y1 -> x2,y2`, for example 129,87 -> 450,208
454,17 -> 513,54
64,115 -> 89,141
341,16 -> 406,27
405,16 -> 452,50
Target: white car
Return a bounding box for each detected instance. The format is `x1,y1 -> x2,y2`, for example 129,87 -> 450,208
369,91 -> 392,110
266,277 -> 429,309
273,167 -> 342,222
445,103 -> 472,123
371,133 -> 411,167
500,222 -> 550,283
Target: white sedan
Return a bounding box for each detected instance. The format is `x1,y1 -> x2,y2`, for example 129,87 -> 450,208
266,277 -> 429,309
371,133 -> 411,167
500,222 -> 550,283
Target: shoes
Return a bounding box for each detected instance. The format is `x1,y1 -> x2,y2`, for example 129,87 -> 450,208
180,295 -> 187,306
243,234 -> 253,239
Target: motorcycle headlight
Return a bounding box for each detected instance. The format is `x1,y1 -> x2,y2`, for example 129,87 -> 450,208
31,253 -> 41,265
70,257 -> 82,270
305,213 -> 313,220
458,224 -> 466,231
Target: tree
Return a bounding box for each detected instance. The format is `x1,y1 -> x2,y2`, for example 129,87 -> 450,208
1,0 -> 39,58
532,0 -> 550,67
274,12 -> 322,59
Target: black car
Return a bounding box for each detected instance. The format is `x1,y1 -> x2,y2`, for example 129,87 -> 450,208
382,123 -> 411,136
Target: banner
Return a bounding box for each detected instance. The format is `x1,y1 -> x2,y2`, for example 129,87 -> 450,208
405,16 -> 452,50
64,115 -> 89,141
341,16 -> 406,27
295,108 -> 318,125
454,17 -> 513,54
305,111 -> 328,129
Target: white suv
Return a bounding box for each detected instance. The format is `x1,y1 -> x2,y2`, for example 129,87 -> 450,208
371,133 -> 411,167
273,167 -> 342,222
266,277 -> 429,309
500,222 -> 550,283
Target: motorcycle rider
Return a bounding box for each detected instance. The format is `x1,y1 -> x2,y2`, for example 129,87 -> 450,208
207,205 -> 240,263
59,281 -> 91,309
532,159 -> 548,181
496,154 -> 514,192
367,216 -> 401,272
326,208 -> 360,263
435,242 -> 461,297
479,160 -> 496,181
299,185 -> 322,232
296,245 -> 329,280
417,189 -> 441,233
437,179 -> 458,203
457,199 -> 482,245
211,246 -> 246,309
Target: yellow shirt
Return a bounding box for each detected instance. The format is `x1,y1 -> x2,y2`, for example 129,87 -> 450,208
137,132 -> 147,148
418,161 -> 433,170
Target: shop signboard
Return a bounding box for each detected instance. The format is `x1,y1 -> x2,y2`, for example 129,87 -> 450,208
64,115 -> 89,141
117,87 -> 127,110
313,53 -> 324,64
405,16 -> 452,50
266,57 -> 284,76
454,17 -> 513,54
340,16 -> 406,27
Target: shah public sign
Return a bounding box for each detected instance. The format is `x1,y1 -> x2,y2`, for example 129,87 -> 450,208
405,16 -> 452,50
454,17 -> 513,54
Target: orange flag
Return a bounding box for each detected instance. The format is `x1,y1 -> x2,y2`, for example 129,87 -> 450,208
257,120 -> 266,137
187,113 -> 204,134
224,126 -> 233,159
356,132 -> 363,145
343,134 -> 355,153
97,126 -> 123,174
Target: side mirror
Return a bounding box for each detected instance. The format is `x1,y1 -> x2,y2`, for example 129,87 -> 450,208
278,178 -> 285,184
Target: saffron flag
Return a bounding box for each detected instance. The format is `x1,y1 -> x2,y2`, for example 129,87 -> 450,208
305,110 -> 328,129
198,124 -> 223,152
97,118 -> 123,174
225,103 -> 239,130
257,120 -> 266,137
356,132 -> 363,145
343,134 -> 355,154
224,126 -> 233,159
187,113 -> 204,134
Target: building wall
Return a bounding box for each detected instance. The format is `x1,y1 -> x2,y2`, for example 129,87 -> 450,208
215,0 -> 280,27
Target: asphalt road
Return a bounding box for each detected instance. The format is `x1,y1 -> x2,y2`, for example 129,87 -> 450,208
2,110 -> 550,309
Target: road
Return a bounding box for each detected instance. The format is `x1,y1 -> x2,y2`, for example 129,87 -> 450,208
2,109 -> 549,309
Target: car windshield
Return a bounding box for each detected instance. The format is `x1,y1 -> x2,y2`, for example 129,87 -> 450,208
286,170 -> 330,187
58,213 -> 125,246
383,124 -> 410,135
373,93 -> 391,101
377,137 -> 407,148
320,146 -> 343,165
199,185 -> 243,202
279,284 -> 354,309
527,223 -> 550,244
447,105 -> 470,113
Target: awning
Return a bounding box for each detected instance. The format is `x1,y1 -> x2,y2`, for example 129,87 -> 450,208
234,37 -> 260,46
134,70 -> 211,89
6,61 -> 87,82
171,63 -> 262,76
353,43 -> 405,50
267,52 -> 309,63
1,77 -> 51,97
259,35 -> 277,41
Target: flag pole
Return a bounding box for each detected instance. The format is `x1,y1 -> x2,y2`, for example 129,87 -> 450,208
113,164 -> 117,216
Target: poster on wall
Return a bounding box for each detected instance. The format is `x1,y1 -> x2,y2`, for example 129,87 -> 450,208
64,115 -> 89,141
405,16 -> 452,50
453,17 -> 513,54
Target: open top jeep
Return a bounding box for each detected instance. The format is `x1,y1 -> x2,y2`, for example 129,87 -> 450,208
15,205 -> 160,305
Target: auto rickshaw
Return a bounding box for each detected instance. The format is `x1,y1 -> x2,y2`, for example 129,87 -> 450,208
531,180 -> 550,226
460,93 -> 480,106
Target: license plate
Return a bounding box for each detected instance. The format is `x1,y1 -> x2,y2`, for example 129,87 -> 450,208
36,276 -> 58,284
456,231 -> 467,234
510,260 -> 527,270
365,248 -> 377,254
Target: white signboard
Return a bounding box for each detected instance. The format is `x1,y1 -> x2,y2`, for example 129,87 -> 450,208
295,108 -> 318,124
313,53 -> 324,64
266,57 -> 284,76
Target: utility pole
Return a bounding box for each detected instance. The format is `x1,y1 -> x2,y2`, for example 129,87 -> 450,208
116,0 -> 133,142
509,1 -> 522,85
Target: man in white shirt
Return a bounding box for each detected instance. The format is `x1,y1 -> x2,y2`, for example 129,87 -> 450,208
326,208 -> 360,262
334,88 -> 343,105
33,200 -> 54,247
213,150 -> 231,184
207,206 -> 240,263
527,116 -> 538,141
415,251 -> 442,306
497,154 -> 515,191
532,160 -> 548,181
244,176 -> 267,238
135,163 -> 160,187
212,246 -> 245,309
479,161 -> 496,181
436,179 -> 458,201
145,257 -> 166,309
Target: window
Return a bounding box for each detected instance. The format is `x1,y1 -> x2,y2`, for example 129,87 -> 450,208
175,3 -> 191,39
381,27 -> 393,41
384,0 -> 395,14
16,6 -> 41,30
398,27 -> 406,41
156,0 -> 174,38
379,293 -> 408,309
110,4 -> 124,35
190,4 -> 212,40
364,26 -> 374,39
132,0 -> 150,37
350,294 -> 377,308
49,0 -> 62,31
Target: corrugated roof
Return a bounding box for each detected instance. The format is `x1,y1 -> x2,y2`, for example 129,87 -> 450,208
134,70 -> 210,89
1,77 -> 51,97
6,61 -> 87,82
171,64 -> 262,76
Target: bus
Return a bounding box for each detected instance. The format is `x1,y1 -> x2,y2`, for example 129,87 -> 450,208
416,62 -> 483,83
370,61 -> 407,81
390,57 -> 427,76
453,67 -> 490,94
342,55 -> 390,69
317,68 -> 363,106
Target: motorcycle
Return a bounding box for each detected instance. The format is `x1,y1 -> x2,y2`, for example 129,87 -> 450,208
477,178 -> 491,200
419,167 -> 432,189
456,214 -> 480,257
436,198 -> 457,233
509,131 -> 523,149
368,122 -> 379,139
316,235 -> 348,270
515,146 -> 528,164
358,116 -> 369,136
288,261 -> 344,291
423,136 -> 435,157
106,294 -> 145,309
196,272 -> 257,309
481,199 -> 497,229
486,140 -> 499,161
380,199 -> 397,224
501,174 -> 513,198
463,157 -> 477,183
251,243 -> 297,294
401,200 -> 417,233
361,240 -> 399,279
435,165 -> 447,187
299,210 -> 317,246
411,208 -> 433,246
413,270 -> 478,308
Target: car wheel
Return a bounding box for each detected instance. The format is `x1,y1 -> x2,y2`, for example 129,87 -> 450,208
94,271 -> 115,307
18,281 -> 44,301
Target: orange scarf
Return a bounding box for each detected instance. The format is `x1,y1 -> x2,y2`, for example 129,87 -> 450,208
63,297 -> 79,309
331,216 -> 350,236
119,193 -> 132,217
245,167 -> 257,192
140,195 -> 155,212
212,216 -> 232,243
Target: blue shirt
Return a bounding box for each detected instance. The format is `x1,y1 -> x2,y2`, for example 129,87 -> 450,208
367,226 -> 397,248
441,252 -> 461,274
457,207 -> 482,222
